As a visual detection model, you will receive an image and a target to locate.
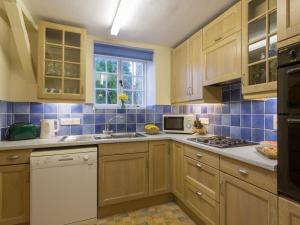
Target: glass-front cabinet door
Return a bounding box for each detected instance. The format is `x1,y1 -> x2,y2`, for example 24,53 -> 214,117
38,21 -> 86,101
242,0 -> 277,99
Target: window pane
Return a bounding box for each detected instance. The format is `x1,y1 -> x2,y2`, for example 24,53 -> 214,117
122,61 -> 133,75
124,91 -> 132,104
249,16 -> 266,43
96,74 -> 106,88
133,77 -> 143,91
269,58 -> 277,82
95,58 -> 106,72
123,76 -> 132,89
134,92 -> 143,105
107,90 -> 117,104
107,75 -> 117,89
268,35 -> 277,57
136,62 -> 143,76
269,11 -> 277,34
249,62 -> 266,85
107,60 -> 117,73
248,0 -> 266,21
249,39 -> 266,63
96,90 -> 106,104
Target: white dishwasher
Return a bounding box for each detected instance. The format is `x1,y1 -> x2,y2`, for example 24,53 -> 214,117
30,147 -> 97,225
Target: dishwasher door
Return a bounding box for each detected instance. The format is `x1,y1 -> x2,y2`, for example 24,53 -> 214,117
30,148 -> 97,225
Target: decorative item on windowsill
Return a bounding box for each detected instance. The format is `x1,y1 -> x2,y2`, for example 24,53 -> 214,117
118,93 -> 128,109
193,119 -> 207,135
144,124 -> 160,135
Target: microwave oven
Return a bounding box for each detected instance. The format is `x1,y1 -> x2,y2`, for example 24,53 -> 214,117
163,115 -> 195,134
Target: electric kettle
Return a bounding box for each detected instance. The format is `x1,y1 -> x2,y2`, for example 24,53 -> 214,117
40,119 -> 60,139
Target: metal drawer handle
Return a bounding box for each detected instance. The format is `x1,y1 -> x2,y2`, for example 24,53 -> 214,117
214,37 -> 222,42
7,155 -> 20,160
196,153 -> 203,158
196,163 -> 202,168
287,67 -> 300,75
58,158 -> 74,161
287,119 -> 300,124
196,191 -> 203,197
239,169 -> 249,175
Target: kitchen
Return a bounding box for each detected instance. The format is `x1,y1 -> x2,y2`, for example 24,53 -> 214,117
0,0 -> 299,224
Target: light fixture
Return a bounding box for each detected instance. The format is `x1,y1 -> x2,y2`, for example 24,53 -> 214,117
111,0 -> 138,36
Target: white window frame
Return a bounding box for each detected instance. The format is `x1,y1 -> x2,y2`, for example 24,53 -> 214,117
93,54 -> 147,108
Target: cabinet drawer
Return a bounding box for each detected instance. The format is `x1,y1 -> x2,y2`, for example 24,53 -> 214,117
99,142 -> 148,156
184,145 -> 219,169
0,149 -> 31,166
185,180 -> 219,225
220,157 -> 277,194
184,156 -> 219,201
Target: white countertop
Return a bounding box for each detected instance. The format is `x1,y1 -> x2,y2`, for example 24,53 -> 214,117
0,133 -> 277,171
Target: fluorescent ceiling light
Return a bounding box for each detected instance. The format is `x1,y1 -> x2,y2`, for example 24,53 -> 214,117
111,0 -> 135,36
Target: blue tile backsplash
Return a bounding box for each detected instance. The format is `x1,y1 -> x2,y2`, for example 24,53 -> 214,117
0,83 -> 277,142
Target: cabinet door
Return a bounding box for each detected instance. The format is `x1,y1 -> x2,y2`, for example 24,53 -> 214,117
149,141 -> 170,196
99,153 -> 148,206
172,42 -> 190,103
203,32 -> 242,86
279,197 -> 300,225
278,0 -> 300,42
0,164 -> 29,225
188,30 -> 203,101
220,172 -> 278,225
171,142 -> 184,201
203,2 -> 241,49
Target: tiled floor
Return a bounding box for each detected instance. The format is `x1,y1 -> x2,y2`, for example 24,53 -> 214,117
98,202 -> 196,225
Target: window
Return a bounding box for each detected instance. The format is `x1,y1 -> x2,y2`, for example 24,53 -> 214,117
94,55 -> 146,107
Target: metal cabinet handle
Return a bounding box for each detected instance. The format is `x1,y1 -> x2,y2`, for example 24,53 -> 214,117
239,169 -> 249,175
287,119 -> 300,124
214,37 -> 222,42
196,191 -> 203,197
196,153 -> 203,158
287,67 -> 300,75
7,155 -> 20,160
58,157 -> 74,161
196,163 -> 202,168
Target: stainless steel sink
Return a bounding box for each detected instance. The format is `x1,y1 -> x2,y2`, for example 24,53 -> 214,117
94,132 -> 145,140
60,135 -> 94,142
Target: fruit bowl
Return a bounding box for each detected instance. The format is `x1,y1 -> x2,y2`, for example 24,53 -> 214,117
144,124 -> 160,135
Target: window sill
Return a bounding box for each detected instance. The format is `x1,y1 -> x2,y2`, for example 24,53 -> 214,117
93,104 -> 146,110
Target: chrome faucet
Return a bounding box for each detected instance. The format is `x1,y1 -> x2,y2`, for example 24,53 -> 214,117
104,114 -> 124,134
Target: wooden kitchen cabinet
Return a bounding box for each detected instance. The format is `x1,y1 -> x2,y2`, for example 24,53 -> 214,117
38,21 -> 86,101
279,197 -> 300,225
149,141 -> 170,196
171,142 -> 184,201
99,153 -> 149,206
242,0 -> 278,99
278,0 -> 300,44
220,172 -> 278,225
0,164 -> 29,225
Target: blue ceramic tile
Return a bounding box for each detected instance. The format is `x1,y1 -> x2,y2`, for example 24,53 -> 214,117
241,128 -> 252,141
6,114 -> 12,126
6,102 -> 12,113
252,115 -> 265,129
117,124 -> 126,132
30,103 -> 43,113
14,114 -> 29,123
222,126 -> 230,137
155,114 -> 162,123
0,114 -> 7,128
155,123 -> 162,130
252,101 -> 264,114
208,125 -> 214,134
13,103 -> 30,114
231,115 -> 240,126
214,126 -> 222,136
207,105 -> 214,113
1,128 -> 7,140
214,115 -> 222,125
241,101 -> 251,114
221,115 -> 230,126
230,102 -> 240,114
222,90 -> 230,102
136,124 -> 145,132
201,106 -> 207,114
208,114 -> 214,124
44,114 -> 57,119
82,125 -> 95,134
105,114 -> 116,123
58,104 -> 71,114
127,114 -> 136,123
44,103 -> 58,114
230,127 -> 241,139
155,105 -> 164,114
116,114 -> 126,124
163,105 -> 171,113
265,115 -> 274,130
71,113 -> 83,120
105,108 -> 116,114
0,101 -> 7,113
95,124 -> 105,134
137,109 -> 146,114
30,114 -> 43,126
137,114 -> 145,123
95,114 -> 105,124
83,104 -> 94,114
171,106 -> 180,114
222,104 -> 230,114
127,124 -> 136,132
146,114 -> 155,123
95,108 -> 105,114
265,130 -> 277,141
58,114 -> 70,119
241,115 -> 251,127
71,125 -> 82,135
126,109 -> 136,114
83,114 -> 94,124
71,104 -> 83,113
265,99 -> 277,114
252,129 -> 264,142
58,126 -> 70,136
214,105 -> 222,114
117,109 -> 126,113
230,88 -> 241,101
223,85 -> 230,91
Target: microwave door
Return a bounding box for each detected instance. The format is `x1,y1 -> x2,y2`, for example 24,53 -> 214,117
164,117 -> 184,131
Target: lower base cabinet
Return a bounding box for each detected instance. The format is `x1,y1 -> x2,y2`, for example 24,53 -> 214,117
0,164 -> 29,225
279,197 -> 300,225
171,142 -> 184,201
220,172 -> 278,225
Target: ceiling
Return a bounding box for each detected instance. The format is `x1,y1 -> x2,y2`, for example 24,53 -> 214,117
22,0 -> 237,47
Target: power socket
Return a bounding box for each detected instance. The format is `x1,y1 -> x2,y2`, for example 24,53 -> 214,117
60,118 -> 81,125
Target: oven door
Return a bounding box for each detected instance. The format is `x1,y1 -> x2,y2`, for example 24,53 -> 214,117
278,116 -> 300,201
163,116 -> 184,132
278,64 -> 300,114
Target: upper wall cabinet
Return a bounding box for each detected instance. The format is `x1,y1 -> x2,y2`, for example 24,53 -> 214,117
172,30 -> 221,104
202,2 -> 242,86
278,0 -> 300,46
241,0 -> 277,99
37,21 -> 87,101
